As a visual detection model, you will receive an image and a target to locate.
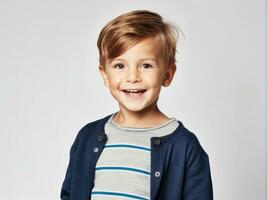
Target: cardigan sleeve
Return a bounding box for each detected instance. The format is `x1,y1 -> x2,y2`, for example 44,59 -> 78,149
60,134 -> 79,200
182,137 -> 213,200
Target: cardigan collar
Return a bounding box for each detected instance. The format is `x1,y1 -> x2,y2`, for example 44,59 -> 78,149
95,113 -> 185,144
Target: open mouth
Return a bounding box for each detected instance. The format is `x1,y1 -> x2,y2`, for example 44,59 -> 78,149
122,89 -> 147,96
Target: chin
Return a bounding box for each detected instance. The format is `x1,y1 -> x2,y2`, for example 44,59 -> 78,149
125,107 -> 145,112
120,103 -> 146,112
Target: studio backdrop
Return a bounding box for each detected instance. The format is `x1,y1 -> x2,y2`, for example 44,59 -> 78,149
0,0 -> 266,199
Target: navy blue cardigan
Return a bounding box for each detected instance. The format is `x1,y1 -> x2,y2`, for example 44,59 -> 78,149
60,114 -> 213,200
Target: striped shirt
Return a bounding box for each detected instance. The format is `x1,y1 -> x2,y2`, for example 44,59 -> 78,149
90,112 -> 179,200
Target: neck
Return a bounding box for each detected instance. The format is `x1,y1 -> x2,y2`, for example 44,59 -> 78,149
113,104 -> 170,128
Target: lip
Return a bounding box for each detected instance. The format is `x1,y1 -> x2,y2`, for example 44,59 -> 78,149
121,89 -> 147,93
122,89 -> 147,90
121,89 -> 147,98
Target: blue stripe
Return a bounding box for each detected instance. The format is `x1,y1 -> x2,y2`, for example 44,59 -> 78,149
105,144 -> 151,151
91,191 -> 149,200
95,166 -> 150,175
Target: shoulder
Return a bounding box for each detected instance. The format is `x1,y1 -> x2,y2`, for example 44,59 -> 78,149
78,114 -> 109,132
175,121 -> 209,156
72,113 -> 113,145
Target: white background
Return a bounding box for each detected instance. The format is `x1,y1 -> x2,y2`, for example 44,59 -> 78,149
0,0 -> 266,199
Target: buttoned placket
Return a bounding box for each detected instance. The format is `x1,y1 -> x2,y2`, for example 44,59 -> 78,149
87,133 -> 108,200
150,137 -> 164,200
91,134 -> 108,166
93,134 -> 106,153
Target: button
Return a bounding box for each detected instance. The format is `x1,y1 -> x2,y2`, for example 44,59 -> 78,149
155,171 -> 161,177
93,147 -> 99,153
153,138 -> 161,145
98,135 -> 104,142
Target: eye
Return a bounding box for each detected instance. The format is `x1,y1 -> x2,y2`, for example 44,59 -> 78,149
114,63 -> 124,69
142,63 -> 152,69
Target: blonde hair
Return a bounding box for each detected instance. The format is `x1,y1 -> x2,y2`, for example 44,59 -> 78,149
97,10 -> 183,68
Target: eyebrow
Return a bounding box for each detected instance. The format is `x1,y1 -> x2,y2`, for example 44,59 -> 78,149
111,58 -> 158,63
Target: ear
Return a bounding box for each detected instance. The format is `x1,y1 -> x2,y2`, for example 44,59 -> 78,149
98,65 -> 109,87
162,64 -> 177,87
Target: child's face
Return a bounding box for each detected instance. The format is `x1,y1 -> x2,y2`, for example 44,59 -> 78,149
99,38 -> 176,113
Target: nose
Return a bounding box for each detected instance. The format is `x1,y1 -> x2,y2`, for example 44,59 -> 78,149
127,67 -> 141,83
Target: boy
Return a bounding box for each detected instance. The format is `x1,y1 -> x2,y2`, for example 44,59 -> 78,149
60,10 -> 213,200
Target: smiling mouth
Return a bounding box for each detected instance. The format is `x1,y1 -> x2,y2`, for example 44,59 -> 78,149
122,89 -> 147,96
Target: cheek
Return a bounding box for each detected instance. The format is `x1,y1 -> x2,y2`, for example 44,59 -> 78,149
144,74 -> 162,87
107,75 -> 121,88
109,80 -> 119,87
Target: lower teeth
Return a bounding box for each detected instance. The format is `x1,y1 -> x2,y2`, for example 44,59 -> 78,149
125,92 -> 144,96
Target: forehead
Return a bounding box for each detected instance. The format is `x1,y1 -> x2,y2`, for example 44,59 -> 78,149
112,38 -> 162,61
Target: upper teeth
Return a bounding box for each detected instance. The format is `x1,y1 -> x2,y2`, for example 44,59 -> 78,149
124,89 -> 145,92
